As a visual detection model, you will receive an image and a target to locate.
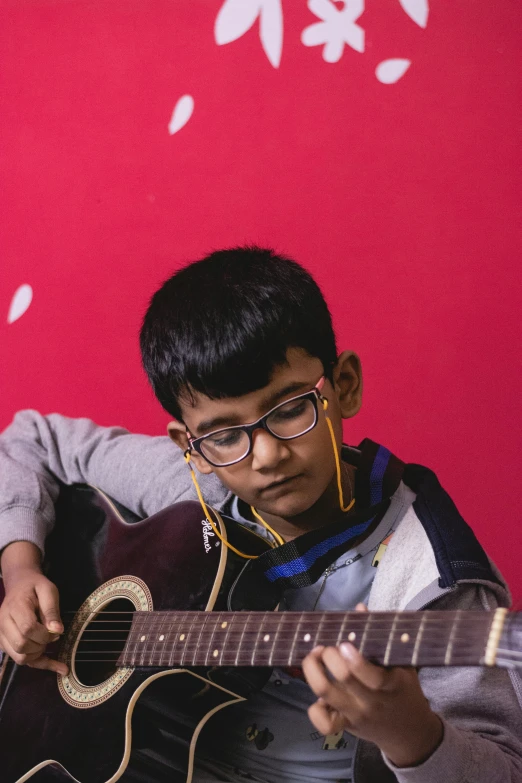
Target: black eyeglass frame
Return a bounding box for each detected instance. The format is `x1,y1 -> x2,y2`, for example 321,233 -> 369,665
187,376 -> 326,468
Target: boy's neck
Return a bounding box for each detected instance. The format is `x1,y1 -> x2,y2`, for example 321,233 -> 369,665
258,462 -> 357,542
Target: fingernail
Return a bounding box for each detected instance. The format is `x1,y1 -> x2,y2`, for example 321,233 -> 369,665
49,622 -> 62,632
340,643 -> 357,661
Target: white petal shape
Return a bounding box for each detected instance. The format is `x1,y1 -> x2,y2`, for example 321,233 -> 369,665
259,0 -> 283,67
215,0 -> 261,45
301,22 -> 327,47
398,0 -> 429,29
375,58 -> 411,84
7,284 -> 33,324
168,95 -> 194,135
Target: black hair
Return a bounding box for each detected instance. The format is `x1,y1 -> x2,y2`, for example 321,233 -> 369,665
140,246 -> 337,420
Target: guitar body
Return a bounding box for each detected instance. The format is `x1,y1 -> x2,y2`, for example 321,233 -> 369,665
0,485 -> 272,783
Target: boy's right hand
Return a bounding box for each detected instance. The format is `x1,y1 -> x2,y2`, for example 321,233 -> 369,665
0,569 -> 68,675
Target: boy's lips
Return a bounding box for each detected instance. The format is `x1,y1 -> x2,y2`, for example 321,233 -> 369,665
259,474 -> 302,494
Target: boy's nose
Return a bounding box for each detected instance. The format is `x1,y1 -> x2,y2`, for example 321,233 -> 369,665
250,429 -> 291,471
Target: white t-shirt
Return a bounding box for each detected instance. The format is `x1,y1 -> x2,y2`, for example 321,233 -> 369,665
194,485 -> 411,783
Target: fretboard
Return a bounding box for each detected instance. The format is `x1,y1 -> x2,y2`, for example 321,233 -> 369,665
117,609 -> 518,669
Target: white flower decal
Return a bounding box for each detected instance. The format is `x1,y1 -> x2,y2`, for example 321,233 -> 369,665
301,0 -> 364,63
398,0 -> 429,29
215,0 -> 284,69
7,284 -> 33,324
375,58 -> 411,84
168,95 -> 194,135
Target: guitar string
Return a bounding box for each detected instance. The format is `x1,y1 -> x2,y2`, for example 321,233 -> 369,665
71,627 -> 494,638
58,611 -> 502,624
52,658 -> 496,665
63,638 -> 496,650
50,650 -> 506,664
73,626 -> 487,642
59,623 -> 501,634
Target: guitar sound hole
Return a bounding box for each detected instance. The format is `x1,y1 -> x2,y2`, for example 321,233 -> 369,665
74,598 -> 135,686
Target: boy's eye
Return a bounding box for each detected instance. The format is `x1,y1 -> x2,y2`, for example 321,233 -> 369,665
206,430 -> 243,449
271,399 -> 308,422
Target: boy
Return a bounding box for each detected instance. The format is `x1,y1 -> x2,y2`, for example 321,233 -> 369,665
0,247 -> 521,783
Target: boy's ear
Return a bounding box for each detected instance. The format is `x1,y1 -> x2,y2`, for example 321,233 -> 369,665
166,421 -> 214,475
332,350 -> 363,419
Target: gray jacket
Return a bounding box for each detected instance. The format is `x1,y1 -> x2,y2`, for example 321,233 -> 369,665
1,410 -> 522,783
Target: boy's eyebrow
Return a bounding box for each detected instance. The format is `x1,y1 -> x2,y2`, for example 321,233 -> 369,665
194,380 -> 313,436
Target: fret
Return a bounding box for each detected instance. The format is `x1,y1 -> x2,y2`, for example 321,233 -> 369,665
180,613 -> 198,666
252,614 -> 265,666
142,612 -> 155,666
161,612 -> 174,667
134,612 -> 147,666
358,614 -> 371,656
204,614 -> 219,666
268,612 -> 283,666
234,613 -> 249,666
314,612 -> 326,649
149,612 -> 164,667
125,613 -> 136,666
130,612 -> 140,667
411,613 -> 426,666
192,613 -> 210,666
383,613 -> 399,666
288,614 -> 303,665
144,612 -> 160,666
133,613 -> 145,666
174,612 -> 190,666
444,610 -> 461,665
219,613 -> 233,665
169,611 -> 188,667
118,616 -> 132,667
336,614 -> 347,647
257,613 -> 278,666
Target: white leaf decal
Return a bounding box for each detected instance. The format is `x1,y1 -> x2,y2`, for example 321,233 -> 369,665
259,0 -> 283,67
168,95 -> 194,135
398,0 -> 429,29
215,0 -> 262,45
215,0 -> 283,68
375,58 -> 411,84
7,284 -> 33,324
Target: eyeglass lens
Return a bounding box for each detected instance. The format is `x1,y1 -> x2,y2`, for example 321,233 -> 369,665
199,396 -> 317,466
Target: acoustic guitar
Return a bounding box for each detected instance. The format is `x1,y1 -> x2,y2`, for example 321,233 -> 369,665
0,484 -> 520,783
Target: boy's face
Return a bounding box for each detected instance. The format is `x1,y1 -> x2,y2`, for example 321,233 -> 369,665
168,348 -> 362,521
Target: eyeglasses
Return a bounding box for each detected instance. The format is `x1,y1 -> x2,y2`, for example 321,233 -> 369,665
187,377 -> 326,467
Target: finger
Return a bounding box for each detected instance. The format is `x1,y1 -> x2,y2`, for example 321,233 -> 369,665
322,645 -> 352,682
2,614 -> 45,658
303,647 -> 360,716
9,599 -> 54,646
321,647 -> 374,701
302,647 -> 332,697
308,700 -> 347,736
35,581 -> 63,633
355,603 -> 368,612
28,656 -> 69,676
0,618 -> 46,666
339,643 -> 389,691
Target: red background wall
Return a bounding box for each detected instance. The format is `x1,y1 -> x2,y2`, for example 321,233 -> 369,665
1,1 -> 521,599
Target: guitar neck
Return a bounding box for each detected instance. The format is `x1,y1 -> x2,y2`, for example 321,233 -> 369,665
119,609 -> 520,670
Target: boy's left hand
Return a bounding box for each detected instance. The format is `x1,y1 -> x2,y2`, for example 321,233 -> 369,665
302,608 -> 444,769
